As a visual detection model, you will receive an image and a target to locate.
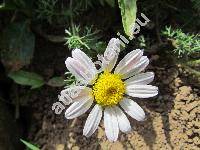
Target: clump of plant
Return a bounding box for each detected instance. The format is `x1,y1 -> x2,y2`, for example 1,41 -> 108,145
162,26 -> 200,80
191,0 -> 200,12
136,35 -> 152,49
35,0 -> 73,25
35,0 -> 59,24
64,71 -> 76,87
65,25 -> 106,57
162,26 -> 200,57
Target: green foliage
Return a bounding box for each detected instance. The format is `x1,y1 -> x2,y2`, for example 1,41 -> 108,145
0,0 -> 34,16
8,70 -> 45,89
47,77 -> 65,87
0,0 -> 199,87
35,0 -> 72,24
100,0 -> 115,7
118,0 -> 137,37
191,0 -> 200,12
162,26 -> 200,57
20,139 -> 40,150
137,35 -> 147,48
65,25 -> 106,56
73,0 -> 93,12
0,21 -> 35,71
35,0 -> 59,24
64,72 -> 76,86
0,0 -> 24,10
72,0 -> 115,13
139,0 -> 200,29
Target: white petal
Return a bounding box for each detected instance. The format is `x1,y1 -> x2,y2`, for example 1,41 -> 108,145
114,49 -> 143,75
72,49 -> 97,76
122,56 -> 149,79
65,57 -> 96,84
125,72 -> 154,85
113,106 -> 131,133
65,98 -> 93,119
60,86 -> 92,103
120,99 -> 145,121
83,104 -> 102,137
65,58 -> 88,83
126,85 -> 158,98
104,107 -> 119,142
102,38 -> 120,72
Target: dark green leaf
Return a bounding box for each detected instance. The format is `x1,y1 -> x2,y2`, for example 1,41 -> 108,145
0,21 -> 35,71
20,139 -> 40,150
8,70 -> 45,89
118,0 -> 137,36
47,77 -> 65,87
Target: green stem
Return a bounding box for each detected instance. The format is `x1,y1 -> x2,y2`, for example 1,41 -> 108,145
77,37 -> 90,49
181,63 -> 200,80
185,59 -> 200,67
70,0 -> 75,35
15,86 -> 20,120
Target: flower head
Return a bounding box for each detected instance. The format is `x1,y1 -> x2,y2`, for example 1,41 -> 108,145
93,71 -> 125,106
59,38 -> 158,141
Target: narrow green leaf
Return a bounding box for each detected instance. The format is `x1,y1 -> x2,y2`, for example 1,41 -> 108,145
47,76 -> 65,87
118,0 -> 137,36
8,70 -> 45,89
20,139 -> 40,150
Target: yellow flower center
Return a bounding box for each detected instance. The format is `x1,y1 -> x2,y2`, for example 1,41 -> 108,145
92,71 -> 125,106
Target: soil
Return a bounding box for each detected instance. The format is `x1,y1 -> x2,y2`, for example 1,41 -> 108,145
24,37 -> 200,150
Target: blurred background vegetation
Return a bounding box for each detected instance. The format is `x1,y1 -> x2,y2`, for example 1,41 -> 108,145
0,0 -> 199,149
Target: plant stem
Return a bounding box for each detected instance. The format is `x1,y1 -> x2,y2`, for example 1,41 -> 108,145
181,63 -> 200,81
70,0 -> 75,35
155,5 -> 162,44
186,59 -> 200,67
14,85 -> 20,119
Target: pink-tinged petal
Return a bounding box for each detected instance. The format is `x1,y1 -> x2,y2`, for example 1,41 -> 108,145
102,38 -> 120,72
114,49 -> 143,75
72,49 -> 97,76
122,56 -> 149,79
65,57 -> 93,84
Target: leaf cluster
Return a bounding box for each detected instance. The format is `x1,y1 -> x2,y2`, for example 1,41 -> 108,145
35,0 -> 75,25
65,25 -> 106,57
162,26 -> 200,57
191,0 -> 200,12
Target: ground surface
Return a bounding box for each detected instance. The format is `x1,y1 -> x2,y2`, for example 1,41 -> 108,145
26,37 -> 200,150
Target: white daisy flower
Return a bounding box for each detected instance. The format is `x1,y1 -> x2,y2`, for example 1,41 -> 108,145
59,38 -> 158,142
